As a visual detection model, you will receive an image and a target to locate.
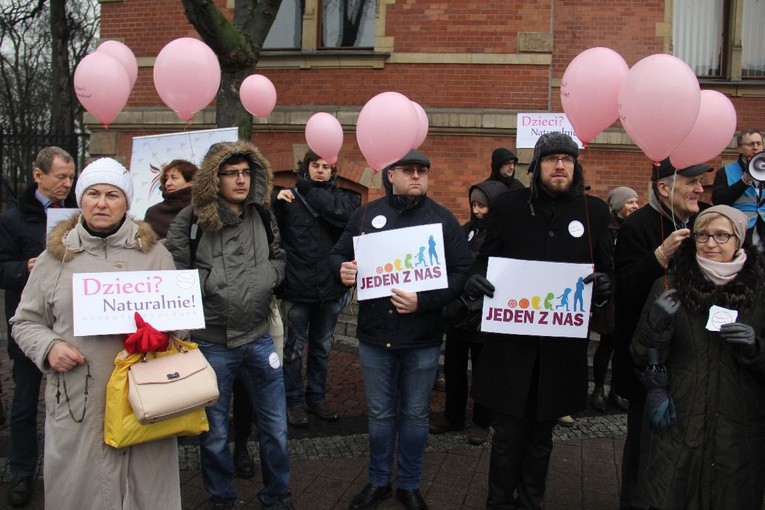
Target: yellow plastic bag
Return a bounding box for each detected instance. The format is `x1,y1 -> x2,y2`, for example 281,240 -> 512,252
104,337 -> 210,448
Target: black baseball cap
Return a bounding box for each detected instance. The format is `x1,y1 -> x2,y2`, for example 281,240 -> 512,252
651,158 -> 713,181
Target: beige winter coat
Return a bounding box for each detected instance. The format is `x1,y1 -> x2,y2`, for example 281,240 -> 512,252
10,215 -> 181,510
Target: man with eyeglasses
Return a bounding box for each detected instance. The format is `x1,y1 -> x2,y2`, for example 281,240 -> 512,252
712,128 -> 765,252
165,140 -> 293,510
330,149 -> 472,510
484,147 -> 524,191
463,132 -> 613,509
611,158 -> 712,510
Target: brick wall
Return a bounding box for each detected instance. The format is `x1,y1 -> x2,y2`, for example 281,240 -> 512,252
97,0 -> 761,223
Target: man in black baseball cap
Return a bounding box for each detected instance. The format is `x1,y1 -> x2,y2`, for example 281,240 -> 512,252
612,156 -> 711,509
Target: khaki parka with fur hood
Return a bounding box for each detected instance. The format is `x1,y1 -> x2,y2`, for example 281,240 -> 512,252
165,140 -> 286,347
11,215 -> 181,510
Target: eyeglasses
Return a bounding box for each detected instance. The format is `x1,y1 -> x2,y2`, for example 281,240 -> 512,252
741,141 -> 763,148
693,232 -> 734,244
218,169 -> 251,178
392,165 -> 429,176
540,155 -> 575,165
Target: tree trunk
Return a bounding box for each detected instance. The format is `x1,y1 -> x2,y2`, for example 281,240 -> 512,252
50,0 -> 74,136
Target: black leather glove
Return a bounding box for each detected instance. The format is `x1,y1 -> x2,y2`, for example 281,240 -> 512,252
584,272 -> 612,305
647,289 -> 680,331
720,322 -> 759,358
464,274 -> 495,298
295,179 -> 313,196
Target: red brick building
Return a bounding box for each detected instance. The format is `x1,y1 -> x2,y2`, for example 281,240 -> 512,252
95,0 -> 765,221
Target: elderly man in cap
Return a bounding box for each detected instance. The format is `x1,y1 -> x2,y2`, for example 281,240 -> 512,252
611,158 -> 712,509
330,149 -> 472,510
465,132 -> 613,509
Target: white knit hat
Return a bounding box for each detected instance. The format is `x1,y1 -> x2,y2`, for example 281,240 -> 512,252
75,158 -> 134,209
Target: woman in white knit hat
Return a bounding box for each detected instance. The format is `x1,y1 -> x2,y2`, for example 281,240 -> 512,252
10,158 -> 182,509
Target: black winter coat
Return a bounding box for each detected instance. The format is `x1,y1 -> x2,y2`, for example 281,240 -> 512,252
273,180 -> 359,303
612,203 -> 698,400
472,187 -> 613,420
630,243 -> 765,510
329,195 -> 472,350
0,185 -> 77,358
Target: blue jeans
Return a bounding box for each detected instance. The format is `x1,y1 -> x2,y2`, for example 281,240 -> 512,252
9,357 -> 42,478
197,334 -> 290,506
358,343 -> 440,489
282,298 -> 344,408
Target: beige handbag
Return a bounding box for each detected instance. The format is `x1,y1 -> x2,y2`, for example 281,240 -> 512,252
127,340 -> 219,424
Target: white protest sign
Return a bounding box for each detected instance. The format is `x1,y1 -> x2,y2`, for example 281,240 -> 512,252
72,270 -> 205,336
706,305 -> 738,331
354,223 -> 447,301
46,208 -> 80,238
516,113 -> 584,149
129,127 -> 238,219
481,257 -> 593,338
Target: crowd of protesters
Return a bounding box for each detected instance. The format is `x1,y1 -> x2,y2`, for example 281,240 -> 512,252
1,130 -> 764,510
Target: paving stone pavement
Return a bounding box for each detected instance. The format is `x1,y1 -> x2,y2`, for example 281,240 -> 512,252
0,305 -> 628,509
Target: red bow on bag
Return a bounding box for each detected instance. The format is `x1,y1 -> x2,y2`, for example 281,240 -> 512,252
123,312 -> 170,354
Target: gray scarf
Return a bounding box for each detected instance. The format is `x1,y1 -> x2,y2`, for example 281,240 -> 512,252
696,249 -> 747,286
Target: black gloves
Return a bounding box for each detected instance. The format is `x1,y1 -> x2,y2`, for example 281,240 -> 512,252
295,179 -> 313,196
584,272 -> 612,305
647,289 -> 680,331
720,322 -> 759,358
464,274 -> 495,298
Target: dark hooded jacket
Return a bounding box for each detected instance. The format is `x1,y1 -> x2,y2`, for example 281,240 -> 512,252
0,184 -> 77,359
485,147 -> 524,191
144,185 -> 193,239
629,241 -> 765,509
442,180 -> 508,337
472,150 -> 612,420
329,163 -> 472,351
165,140 -> 286,347
272,159 -> 360,303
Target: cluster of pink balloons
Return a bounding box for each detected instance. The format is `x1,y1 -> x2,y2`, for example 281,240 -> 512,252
355,92 -> 429,171
561,47 -> 737,168
239,74 -> 277,118
153,38 -> 221,121
74,41 -> 138,128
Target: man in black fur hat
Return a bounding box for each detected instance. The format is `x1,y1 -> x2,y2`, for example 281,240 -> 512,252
465,132 -> 613,509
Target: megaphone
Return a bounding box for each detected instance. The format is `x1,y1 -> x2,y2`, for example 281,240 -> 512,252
749,150 -> 765,183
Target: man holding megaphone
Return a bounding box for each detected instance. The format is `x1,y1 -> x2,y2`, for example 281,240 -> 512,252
712,128 -> 765,252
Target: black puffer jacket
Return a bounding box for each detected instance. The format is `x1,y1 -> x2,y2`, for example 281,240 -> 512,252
273,163 -> 360,303
630,242 -> 765,510
329,192 -> 472,351
0,185 -> 77,358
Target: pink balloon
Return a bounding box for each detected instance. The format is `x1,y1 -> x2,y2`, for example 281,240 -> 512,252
618,54 -> 701,162
561,47 -> 629,144
74,52 -> 131,128
670,90 -> 737,169
356,92 -> 419,171
411,101 -> 429,149
153,38 -> 221,121
239,74 -> 277,117
97,40 -> 138,89
305,113 -> 343,166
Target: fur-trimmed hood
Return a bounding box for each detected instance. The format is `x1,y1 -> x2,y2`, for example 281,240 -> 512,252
47,215 -> 159,262
192,139 -> 273,232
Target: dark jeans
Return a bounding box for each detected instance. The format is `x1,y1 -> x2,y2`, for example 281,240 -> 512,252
443,332 -> 489,427
487,410 -> 556,509
282,298 -> 343,408
592,333 -> 615,387
232,376 -> 254,443
9,357 -> 42,477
